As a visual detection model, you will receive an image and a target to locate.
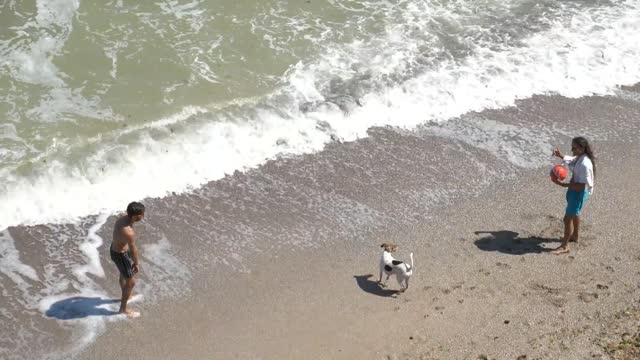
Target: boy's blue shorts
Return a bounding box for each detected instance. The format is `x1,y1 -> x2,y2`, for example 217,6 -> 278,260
565,189 -> 589,216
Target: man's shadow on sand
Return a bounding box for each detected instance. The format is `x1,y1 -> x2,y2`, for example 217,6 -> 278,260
45,297 -> 120,320
354,274 -> 400,297
474,231 -> 560,255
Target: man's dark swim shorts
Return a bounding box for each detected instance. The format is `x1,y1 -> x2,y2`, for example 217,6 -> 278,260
110,247 -> 135,278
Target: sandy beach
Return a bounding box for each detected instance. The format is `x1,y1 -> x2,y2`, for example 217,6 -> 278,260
37,89 -> 637,360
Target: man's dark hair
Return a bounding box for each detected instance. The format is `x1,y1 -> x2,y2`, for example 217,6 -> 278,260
126,202 -> 145,217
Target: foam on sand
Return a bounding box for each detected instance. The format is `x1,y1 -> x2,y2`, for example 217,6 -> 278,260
72,214 -> 109,283
0,229 -> 40,296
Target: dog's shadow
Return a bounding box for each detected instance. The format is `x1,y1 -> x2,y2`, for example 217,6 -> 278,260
474,230 -> 561,255
354,274 -> 400,297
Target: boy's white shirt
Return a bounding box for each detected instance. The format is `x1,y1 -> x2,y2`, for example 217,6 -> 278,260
562,154 -> 594,195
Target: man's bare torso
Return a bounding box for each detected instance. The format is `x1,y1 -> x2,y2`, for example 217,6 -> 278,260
111,215 -> 134,252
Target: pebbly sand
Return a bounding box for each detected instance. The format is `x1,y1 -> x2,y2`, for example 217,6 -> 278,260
4,88 -> 639,360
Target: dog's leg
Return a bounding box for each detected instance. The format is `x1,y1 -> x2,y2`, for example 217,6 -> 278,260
398,280 -> 408,292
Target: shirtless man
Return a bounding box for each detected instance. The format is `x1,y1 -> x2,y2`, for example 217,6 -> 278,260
110,202 -> 145,318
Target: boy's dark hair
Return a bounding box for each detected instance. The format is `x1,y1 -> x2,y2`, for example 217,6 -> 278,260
126,202 -> 145,217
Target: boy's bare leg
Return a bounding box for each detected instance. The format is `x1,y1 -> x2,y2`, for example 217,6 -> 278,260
552,215 -> 573,255
569,216 -> 581,242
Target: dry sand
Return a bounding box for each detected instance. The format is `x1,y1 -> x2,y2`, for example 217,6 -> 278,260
68,93 -> 640,360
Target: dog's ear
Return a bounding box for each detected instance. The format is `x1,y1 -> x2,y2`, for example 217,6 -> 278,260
380,243 -> 386,248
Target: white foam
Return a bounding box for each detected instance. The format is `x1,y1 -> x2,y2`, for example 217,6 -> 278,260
616,87 -> 640,103
9,37 -> 64,87
26,86 -> 121,123
0,123 -> 20,142
192,55 -> 222,83
0,124 -> 30,163
139,236 -> 191,297
72,214 -> 108,282
0,230 -> 39,287
156,0 -> 206,32
421,117 -> 558,169
6,0 -> 76,86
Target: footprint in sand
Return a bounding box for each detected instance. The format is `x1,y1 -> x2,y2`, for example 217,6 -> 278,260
478,268 -> 491,276
529,283 -> 561,294
539,216 -> 564,239
549,297 -> 568,308
529,283 -> 568,307
578,292 -> 599,303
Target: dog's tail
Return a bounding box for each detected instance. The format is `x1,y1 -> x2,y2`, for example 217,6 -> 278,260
406,252 -> 414,274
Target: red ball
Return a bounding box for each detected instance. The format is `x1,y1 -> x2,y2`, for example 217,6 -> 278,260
550,165 -> 567,181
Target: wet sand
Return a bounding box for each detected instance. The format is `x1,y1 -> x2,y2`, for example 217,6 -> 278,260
64,90 -> 640,360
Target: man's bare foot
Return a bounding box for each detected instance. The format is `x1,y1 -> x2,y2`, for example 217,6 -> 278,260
551,246 -> 570,255
119,309 -> 140,318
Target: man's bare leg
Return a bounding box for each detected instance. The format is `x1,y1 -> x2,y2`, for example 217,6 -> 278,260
569,216 -> 581,242
119,274 -> 126,292
552,215 -> 573,255
119,276 -> 139,317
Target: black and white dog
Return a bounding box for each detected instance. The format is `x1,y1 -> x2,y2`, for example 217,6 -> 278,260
378,243 -> 414,292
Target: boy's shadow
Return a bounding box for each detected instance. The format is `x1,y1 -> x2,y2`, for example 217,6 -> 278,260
474,230 -> 560,255
46,297 -> 120,320
354,274 -> 400,297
